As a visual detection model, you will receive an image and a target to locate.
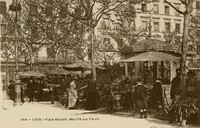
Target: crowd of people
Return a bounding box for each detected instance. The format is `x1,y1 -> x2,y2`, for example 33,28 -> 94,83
6,76 -> 100,110
6,69 -> 200,124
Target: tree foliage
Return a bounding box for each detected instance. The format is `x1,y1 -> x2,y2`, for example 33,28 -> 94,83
108,2 -> 146,52
56,0 -> 125,28
1,13 -> 27,62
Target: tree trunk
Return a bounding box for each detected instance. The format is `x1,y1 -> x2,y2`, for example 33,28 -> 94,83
180,12 -> 190,92
5,59 -> 9,89
30,47 -> 33,71
53,45 -> 57,68
91,27 -> 96,81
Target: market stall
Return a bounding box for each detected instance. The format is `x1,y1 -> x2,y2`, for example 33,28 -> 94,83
119,51 -> 180,112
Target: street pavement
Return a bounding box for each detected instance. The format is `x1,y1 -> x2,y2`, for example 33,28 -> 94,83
1,92 -> 199,128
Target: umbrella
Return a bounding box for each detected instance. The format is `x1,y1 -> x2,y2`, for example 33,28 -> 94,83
49,68 -> 77,75
120,51 -> 179,62
19,71 -> 46,77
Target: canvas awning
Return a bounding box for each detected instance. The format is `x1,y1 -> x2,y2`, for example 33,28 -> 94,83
48,68 -> 77,75
19,71 -> 46,77
63,61 -> 105,71
120,51 -> 179,62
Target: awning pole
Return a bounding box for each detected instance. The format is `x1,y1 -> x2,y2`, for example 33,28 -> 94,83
125,63 -> 128,77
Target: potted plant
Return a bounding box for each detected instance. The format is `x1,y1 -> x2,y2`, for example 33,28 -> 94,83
172,95 -> 199,126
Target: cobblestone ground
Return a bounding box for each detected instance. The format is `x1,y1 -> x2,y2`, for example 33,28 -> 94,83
0,92 -> 199,128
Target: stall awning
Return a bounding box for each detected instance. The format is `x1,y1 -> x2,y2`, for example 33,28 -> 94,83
63,61 -> 105,71
48,68 -> 77,75
19,71 -> 46,77
120,51 -> 179,62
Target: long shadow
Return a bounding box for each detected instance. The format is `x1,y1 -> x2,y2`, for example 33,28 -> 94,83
75,110 -> 200,127
74,109 -> 137,118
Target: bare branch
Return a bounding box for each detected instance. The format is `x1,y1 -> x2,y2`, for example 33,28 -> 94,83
180,0 -> 186,5
164,0 -> 185,14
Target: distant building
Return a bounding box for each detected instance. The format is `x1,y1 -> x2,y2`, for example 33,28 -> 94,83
118,0 -> 200,69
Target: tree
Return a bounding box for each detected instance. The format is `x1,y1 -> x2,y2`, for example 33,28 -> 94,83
108,2 -> 146,53
1,11 -> 28,86
163,30 -> 182,53
164,0 -> 195,92
189,14 -> 200,53
57,0 -> 127,80
22,0 -> 88,67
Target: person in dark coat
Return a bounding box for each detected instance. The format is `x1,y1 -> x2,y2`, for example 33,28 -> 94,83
8,80 -> 15,102
123,79 -> 133,112
169,68 -> 182,123
134,77 -> 148,118
170,68 -> 181,103
27,79 -> 34,102
151,77 -> 164,112
36,80 -> 43,102
20,82 -> 25,103
49,85 -> 58,104
84,80 -> 99,110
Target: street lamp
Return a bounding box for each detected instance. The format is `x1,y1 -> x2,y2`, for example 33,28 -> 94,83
9,0 -> 22,106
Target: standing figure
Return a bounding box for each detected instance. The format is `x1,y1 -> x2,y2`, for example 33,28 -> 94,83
8,80 -> 15,102
36,80 -> 43,102
85,80 -> 99,110
68,80 -> 78,108
169,68 -> 181,123
123,79 -> 133,112
134,77 -> 148,118
49,85 -> 57,104
20,82 -> 25,103
151,77 -> 163,112
63,89 -> 68,108
27,79 -> 34,102
60,78 -> 66,95
170,68 -> 181,103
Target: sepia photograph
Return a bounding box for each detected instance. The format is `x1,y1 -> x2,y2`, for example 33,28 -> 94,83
0,0 -> 200,128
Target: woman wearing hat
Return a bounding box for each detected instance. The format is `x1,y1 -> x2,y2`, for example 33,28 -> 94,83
68,80 -> 78,108
151,77 -> 164,112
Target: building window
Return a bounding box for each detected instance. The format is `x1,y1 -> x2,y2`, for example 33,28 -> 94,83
197,45 -> 200,54
174,4 -> 180,16
175,23 -> 180,33
141,4 -> 147,12
153,4 -> 159,14
142,21 -> 148,30
165,6 -> 170,15
165,22 -> 170,32
103,38 -> 113,51
47,46 -> 54,58
153,22 -> 159,32
0,1 -> 6,15
0,24 -> 6,35
196,1 -> 200,10
188,45 -> 193,51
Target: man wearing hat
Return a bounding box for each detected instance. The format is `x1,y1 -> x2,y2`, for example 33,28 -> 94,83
8,80 -> 15,102
169,68 -> 182,123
